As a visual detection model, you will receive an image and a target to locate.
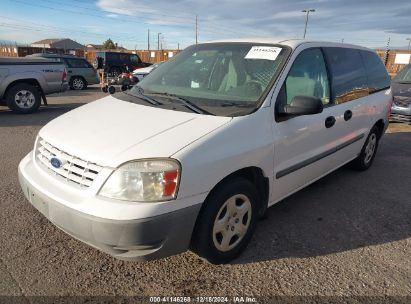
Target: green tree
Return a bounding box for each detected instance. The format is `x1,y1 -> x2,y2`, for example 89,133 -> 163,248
102,38 -> 116,50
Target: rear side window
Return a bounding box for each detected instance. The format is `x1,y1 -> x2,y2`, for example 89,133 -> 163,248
323,47 -> 368,104
65,58 -> 92,68
360,50 -> 390,92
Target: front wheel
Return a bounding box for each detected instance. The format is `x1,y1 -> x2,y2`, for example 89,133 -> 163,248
351,126 -> 380,171
190,178 -> 260,264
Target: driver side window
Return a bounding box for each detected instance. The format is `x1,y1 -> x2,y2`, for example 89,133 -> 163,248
285,48 -> 330,105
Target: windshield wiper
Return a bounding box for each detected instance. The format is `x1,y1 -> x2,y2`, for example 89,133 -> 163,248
220,102 -> 254,108
148,92 -> 214,115
124,90 -> 163,106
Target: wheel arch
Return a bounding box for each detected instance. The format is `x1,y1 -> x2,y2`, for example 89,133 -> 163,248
4,79 -> 44,99
373,119 -> 386,139
197,166 -> 270,220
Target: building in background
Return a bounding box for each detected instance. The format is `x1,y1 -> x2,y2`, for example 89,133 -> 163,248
31,38 -> 85,51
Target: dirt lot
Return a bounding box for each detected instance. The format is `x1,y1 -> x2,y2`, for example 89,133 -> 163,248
0,86 -> 410,302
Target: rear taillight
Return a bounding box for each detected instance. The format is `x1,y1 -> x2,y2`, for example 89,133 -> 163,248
62,68 -> 67,82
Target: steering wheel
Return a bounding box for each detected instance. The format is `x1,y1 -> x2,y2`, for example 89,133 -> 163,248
244,80 -> 263,95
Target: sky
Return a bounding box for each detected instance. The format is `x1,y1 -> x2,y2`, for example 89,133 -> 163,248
0,0 -> 410,50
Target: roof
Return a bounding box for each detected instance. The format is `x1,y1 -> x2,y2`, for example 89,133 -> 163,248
27,53 -> 82,59
204,38 -> 372,51
86,44 -> 104,49
32,38 -> 64,45
31,38 -> 85,50
0,57 -> 57,64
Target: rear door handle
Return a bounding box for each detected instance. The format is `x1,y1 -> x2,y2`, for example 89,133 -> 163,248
325,116 -> 336,128
344,110 -> 353,121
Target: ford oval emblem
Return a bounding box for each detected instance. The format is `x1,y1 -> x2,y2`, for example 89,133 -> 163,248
50,157 -> 62,169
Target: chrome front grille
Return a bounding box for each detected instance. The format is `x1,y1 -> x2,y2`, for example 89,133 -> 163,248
394,97 -> 411,108
36,138 -> 103,188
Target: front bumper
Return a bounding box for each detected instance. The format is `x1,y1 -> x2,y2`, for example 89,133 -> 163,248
390,104 -> 411,123
18,154 -> 202,261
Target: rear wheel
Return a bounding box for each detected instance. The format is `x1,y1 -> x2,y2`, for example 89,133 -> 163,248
351,126 -> 380,171
191,178 -> 260,264
6,83 -> 41,114
70,77 -> 87,90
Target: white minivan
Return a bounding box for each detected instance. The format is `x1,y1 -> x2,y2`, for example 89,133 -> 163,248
18,39 -> 392,264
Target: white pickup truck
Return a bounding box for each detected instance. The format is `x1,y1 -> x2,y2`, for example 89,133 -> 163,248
0,57 -> 68,113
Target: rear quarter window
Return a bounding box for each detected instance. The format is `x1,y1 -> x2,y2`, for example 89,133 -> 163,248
119,54 -> 131,62
65,58 -> 92,68
106,53 -> 119,61
323,47 -> 368,104
360,50 -> 390,92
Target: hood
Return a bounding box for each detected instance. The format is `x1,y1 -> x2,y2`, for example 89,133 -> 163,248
133,66 -> 153,74
392,82 -> 411,98
39,96 -> 232,167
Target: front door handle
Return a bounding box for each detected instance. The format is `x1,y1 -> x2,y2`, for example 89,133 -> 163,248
325,116 -> 336,128
344,110 -> 353,121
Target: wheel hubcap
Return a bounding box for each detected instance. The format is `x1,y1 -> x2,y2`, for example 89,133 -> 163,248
212,194 -> 252,252
72,79 -> 84,90
14,90 -> 35,109
364,133 -> 377,164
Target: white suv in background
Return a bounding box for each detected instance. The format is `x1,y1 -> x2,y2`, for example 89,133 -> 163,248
18,39 -> 392,264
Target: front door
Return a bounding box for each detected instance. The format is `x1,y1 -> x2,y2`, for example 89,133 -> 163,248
271,47 -> 342,203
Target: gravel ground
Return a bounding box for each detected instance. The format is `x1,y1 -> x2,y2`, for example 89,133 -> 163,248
0,86 -> 410,302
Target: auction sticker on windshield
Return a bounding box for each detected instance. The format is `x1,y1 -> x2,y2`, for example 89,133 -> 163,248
245,46 -> 282,61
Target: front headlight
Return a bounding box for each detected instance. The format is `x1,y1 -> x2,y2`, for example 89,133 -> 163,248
99,159 -> 180,202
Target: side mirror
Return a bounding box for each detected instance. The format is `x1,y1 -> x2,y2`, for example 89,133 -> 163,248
280,95 -> 323,116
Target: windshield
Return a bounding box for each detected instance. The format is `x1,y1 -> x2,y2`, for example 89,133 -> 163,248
393,64 -> 411,83
127,43 -> 289,116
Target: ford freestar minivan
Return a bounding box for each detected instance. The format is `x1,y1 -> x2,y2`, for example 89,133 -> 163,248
18,39 -> 392,264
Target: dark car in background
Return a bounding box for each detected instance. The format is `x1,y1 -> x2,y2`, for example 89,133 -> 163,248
27,53 -> 99,90
93,52 -> 151,77
391,64 -> 411,123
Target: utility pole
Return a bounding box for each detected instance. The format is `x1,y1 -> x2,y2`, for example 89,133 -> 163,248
157,33 -> 162,50
384,37 -> 390,66
302,9 -> 315,39
147,29 -> 150,51
407,38 -> 411,51
195,15 -> 198,44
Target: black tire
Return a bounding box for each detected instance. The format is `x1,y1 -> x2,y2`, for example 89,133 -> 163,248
108,86 -> 116,94
69,77 -> 87,90
190,178 -> 260,264
350,126 -> 380,171
109,67 -> 122,77
6,83 -> 41,114
121,84 -> 128,91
